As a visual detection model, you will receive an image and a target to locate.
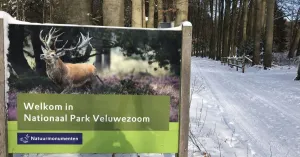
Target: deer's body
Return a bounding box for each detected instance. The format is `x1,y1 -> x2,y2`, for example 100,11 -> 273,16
46,58 -> 96,87
39,27 -> 103,93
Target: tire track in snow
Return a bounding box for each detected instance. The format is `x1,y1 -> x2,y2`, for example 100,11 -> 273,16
194,58 -> 300,157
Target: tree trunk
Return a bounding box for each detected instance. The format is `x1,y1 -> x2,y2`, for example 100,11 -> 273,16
8,25 -> 33,75
253,0 -> 262,65
31,26 -> 47,76
242,0 -> 248,42
263,0 -> 275,68
222,0 -> 231,57
295,57 -> 300,81
217,0 -> 224,60
157,0 -> 164,27
229,0 -> 238,56
103,0 -> 124,26
165,0 -> 174,23
261,0 -> 266,31
235,0 -> 243,49
297,37 -> 300,56
142,0 -> 146,27
175,0 -> 188,26
202,0 -> 209,57
195,0 -> 201,57
59,0 -> 92,25
214,0 -> 218,59
209,0 -> 215,59
247,0 -> 255,40
102,0 -> 124,72
147,0 -> 155,28
132,0 -> 143,27
288,26 -> 300,58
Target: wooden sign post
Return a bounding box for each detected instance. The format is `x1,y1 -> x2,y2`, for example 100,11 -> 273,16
0,18 -> 8,157
178,22 -> 192,157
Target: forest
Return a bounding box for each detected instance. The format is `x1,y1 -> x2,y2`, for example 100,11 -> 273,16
0,0 -> 299,70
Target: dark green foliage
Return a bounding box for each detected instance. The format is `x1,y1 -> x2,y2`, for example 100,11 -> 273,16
8,72 -> 60,93
237,39 -> 255,56
112,29 -> 182,76
273,1 -> 287,52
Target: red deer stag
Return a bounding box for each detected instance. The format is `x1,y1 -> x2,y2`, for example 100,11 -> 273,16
39,27 -> 103,93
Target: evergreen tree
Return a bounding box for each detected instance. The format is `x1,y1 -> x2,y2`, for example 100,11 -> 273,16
273,1 -> 287,52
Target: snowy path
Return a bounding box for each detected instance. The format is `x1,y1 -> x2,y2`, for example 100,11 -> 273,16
189,57 -> 300,157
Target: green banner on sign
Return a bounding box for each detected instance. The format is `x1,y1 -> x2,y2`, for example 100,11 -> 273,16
17,93 -> 170,131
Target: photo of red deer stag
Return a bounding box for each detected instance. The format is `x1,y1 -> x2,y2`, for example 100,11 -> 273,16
39,27 -> 104,93
7,24 -> 181,122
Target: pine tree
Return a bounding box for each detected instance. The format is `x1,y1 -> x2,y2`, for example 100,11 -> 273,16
273,1 -> 287,52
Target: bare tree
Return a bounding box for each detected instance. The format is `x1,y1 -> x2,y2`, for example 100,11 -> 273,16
253,0 -> 262,65
157,0 -> 164,27
222,0 -> 231,57
264,0 -> 275,68
228,0 -> 238,56
295,58 -> 300,80
147,0 -> 155,28
132,0 -> 144,27
209,0 -> 216,59
103,0 -> 124,26
247,0 -> 255,40
261,0 -> 266,31
288,7 -> 300,58
241,0 -> 248,43
55,0 -> 92,24
217,0 -> 224,60
175,0 -> 188,26
289,26 -> 300,58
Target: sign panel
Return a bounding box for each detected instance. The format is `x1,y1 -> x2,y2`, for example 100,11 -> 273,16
5,23 -> 182,155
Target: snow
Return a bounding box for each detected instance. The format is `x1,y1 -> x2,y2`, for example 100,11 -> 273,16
0,11 -> 31,24
189,57 -> 300,157
182,21 -> 192,27
0,11 -> 13,116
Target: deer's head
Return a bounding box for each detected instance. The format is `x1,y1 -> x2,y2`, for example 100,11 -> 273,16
39,27 -> 93,66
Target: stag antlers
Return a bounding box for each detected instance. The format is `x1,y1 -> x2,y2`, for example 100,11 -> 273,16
38,27 -> 103,94
39,27 -> 92,56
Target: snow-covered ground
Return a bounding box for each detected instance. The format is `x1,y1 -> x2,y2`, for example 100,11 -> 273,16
189,57 -> 300,157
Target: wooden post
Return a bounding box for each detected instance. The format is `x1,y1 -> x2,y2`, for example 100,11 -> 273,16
242,54 -> 245,73
236,59 -> 238,71
177,22 -> 192,157
0,18 -> 8,157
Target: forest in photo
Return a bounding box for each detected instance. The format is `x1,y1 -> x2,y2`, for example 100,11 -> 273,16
6,24 -> 182,122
